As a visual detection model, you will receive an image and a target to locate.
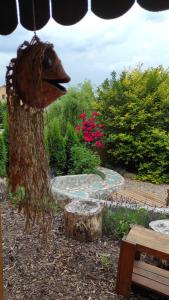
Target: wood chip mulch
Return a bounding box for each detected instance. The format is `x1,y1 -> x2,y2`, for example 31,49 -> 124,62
2,203 -> 123,300
2,202 -> 167,300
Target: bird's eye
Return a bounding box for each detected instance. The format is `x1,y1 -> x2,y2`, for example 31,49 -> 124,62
42,58 -> 53,69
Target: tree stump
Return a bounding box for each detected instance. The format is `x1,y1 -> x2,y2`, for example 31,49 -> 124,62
64,200 -> 103,242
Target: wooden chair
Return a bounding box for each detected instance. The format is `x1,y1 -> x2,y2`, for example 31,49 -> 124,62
116,225 -> 169,299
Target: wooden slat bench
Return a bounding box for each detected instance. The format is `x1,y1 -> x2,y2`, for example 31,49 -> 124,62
116,225 -> 169,298
115,188 -> 166,207
133,261 -> 169,296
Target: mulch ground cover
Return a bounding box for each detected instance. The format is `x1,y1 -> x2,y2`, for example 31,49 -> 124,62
1,202 -> 168,300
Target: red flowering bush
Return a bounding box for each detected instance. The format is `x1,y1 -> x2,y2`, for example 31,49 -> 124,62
75,112 -> 105,148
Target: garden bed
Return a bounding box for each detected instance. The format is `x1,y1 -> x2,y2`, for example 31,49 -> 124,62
2,202 -> 169,300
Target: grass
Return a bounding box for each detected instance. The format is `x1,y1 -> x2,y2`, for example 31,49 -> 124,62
103,206 -> 167,240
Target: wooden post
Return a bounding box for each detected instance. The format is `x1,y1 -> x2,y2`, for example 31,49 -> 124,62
116,239 -> 136,299
0,205 -> 4,300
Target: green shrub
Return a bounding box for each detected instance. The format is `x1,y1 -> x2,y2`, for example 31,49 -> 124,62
0,101 -> 7,127
97,66 -> 169,183
0,102 -> 9,172
45,118 -> 66,176
0,134 -> 7,177
45,116 -> 101,177
99,253 -> 111,268
103,207 -> 167,240
44,82 -> 99,176
2,108 -> 9,169
64,122 -> 80,174
7,186 -> 26,208
68,144 -> 101,175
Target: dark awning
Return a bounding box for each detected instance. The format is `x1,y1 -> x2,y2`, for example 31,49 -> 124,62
0,0 -> 169,35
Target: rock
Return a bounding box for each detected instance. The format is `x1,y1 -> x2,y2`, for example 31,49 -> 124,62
51,167 -> 125,209
52,191 -> 71,209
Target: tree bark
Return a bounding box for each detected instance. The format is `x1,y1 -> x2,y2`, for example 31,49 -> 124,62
0,206 -> 4,300
8,99 -> 54,232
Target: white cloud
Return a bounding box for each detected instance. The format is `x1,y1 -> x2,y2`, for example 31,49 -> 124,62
1,3 -> 169,87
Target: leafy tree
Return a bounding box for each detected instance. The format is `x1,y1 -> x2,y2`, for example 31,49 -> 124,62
97,65 -> 169,183
46,80 -> 96,133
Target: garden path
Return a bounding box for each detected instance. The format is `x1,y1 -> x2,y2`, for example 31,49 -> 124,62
119,175 -> 169,207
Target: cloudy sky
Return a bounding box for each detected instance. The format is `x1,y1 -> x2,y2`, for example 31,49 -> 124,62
1,2 -> 169,89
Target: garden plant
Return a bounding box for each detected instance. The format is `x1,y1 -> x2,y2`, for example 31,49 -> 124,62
96,65 -> 169,183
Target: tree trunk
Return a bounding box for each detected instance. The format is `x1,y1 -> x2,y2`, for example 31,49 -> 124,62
0,206 -> 4,300
64,200 -> 103,242
8,99 -> 54,232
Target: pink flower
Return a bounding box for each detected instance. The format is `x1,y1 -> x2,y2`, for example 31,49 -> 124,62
75,125 -> 81,131
95,141 -> 103,148
89,117 -> 95,123
82,121 -> 90,127
99,132 -> 104,137
84,136 -> 93,142
92,111 -> 99,117
94,130 -> 102,138
83,131 -> 90,136
75,111 -> 105,147
80,112 -> 87,119
90,122 -> 97,128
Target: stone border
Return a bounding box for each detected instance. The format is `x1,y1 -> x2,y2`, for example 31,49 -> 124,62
149,219 -> 169,234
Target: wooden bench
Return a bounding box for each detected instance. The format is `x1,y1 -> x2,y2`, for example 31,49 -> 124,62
115,188 -> 167,207
116,225 -> 169,298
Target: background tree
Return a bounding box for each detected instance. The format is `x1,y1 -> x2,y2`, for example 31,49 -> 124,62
97,65 -> 169,183
46,80 -> 96,133
45,119 -> 66,176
